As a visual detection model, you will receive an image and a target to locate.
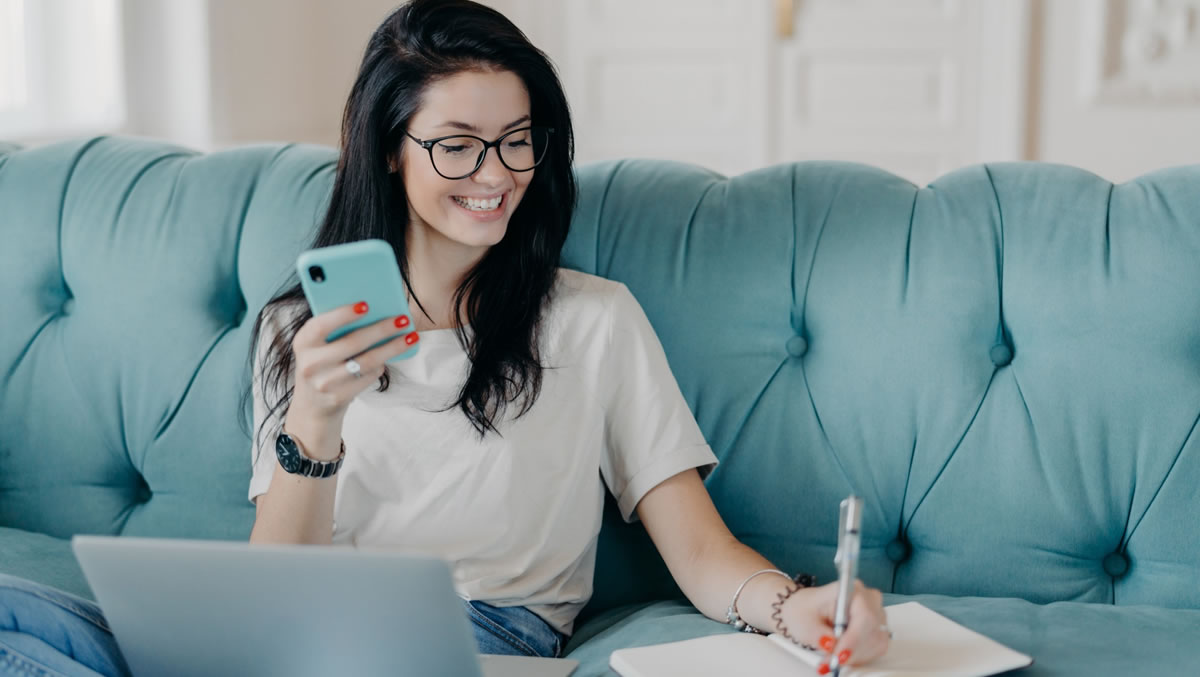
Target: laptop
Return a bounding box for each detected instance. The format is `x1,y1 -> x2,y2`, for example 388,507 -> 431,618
72,536 -> 578,677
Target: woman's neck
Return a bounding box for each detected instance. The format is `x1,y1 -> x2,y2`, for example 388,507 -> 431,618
404,226 -> 487,332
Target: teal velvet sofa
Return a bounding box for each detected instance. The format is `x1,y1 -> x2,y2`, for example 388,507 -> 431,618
2,137 -> 1199,676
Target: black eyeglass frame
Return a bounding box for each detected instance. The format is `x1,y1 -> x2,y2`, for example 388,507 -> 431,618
404,126 -> 555,180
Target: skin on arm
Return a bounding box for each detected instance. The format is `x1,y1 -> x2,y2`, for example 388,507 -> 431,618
636,469 -> 890,668
249,304 -> 415,545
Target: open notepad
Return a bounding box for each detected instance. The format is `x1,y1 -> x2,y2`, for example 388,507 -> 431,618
610,602 -> 1033,677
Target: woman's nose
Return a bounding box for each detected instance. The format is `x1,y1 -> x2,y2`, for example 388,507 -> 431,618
472,145 -> 509,186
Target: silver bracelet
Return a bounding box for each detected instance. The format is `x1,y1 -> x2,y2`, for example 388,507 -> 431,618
725,568 -> 793,634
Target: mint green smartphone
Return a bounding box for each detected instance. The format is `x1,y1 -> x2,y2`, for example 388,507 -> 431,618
296,239 -> 418,361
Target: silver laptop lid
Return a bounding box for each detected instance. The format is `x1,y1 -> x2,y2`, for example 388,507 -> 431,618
73,536 -> 484,677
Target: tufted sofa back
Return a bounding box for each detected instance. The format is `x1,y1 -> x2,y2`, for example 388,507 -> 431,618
3,138 -> 1199,619
1,138 -> 332,540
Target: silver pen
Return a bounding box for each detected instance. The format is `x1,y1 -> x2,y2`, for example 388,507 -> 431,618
829,495 -> 862,677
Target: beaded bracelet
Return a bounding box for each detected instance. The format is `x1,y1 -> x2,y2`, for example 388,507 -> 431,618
771,572 -> 818,645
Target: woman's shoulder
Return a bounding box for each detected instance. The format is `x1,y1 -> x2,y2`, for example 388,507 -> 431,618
540,269 -> 636,353
550,268 -> 632,318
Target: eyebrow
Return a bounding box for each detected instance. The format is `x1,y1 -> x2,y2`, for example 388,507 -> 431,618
437,115 -> 531,134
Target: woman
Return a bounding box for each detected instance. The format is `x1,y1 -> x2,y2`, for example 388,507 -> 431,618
0,1 -> 889,674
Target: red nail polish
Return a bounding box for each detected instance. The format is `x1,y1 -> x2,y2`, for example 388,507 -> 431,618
353,301 -> 368,314
394,315 -> 410,328
819,635 -> 836,652
838,649 -> 852,664
405,332 -> 419,345
817,663 -> 830,675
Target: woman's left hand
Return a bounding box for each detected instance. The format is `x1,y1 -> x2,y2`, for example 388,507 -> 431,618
775,579 -> 890,671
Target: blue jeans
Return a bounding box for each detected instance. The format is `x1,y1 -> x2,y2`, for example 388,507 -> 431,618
0,574 -> 564,676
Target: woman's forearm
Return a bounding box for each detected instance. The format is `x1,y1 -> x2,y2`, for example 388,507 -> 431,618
248,418 -> 342,545
677,535 -> 795,632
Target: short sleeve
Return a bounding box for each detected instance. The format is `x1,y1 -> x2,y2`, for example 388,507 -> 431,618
600,284 -> 718,522
247,306 -> 294,504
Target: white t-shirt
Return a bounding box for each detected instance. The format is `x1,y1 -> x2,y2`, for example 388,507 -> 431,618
249,269 -> 717,635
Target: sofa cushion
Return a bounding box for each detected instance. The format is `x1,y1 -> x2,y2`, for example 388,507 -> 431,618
564,594 -> 1200,676
0,527 -> 90,600
0,137 -> 335,542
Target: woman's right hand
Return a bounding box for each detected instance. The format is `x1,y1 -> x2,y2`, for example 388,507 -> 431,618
288,301 -> 419,428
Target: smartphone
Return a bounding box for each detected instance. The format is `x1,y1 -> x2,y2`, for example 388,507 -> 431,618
296,239 -> 418,361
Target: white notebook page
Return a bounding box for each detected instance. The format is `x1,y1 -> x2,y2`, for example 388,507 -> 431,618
610,602 -> 1033,677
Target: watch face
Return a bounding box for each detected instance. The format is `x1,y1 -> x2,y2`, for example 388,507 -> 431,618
276,434 -> 302,474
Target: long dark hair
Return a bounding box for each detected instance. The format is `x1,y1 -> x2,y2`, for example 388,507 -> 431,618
244,0 -> 575,447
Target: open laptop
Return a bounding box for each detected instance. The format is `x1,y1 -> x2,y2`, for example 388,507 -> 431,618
72,536 -> 578,677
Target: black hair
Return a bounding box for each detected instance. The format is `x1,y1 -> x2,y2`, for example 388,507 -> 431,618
243,0 -> 575,447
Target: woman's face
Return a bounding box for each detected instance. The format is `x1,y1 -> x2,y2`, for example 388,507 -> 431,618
400,69 -> 534,259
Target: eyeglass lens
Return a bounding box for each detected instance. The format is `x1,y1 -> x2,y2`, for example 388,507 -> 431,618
430,128 -> 549,178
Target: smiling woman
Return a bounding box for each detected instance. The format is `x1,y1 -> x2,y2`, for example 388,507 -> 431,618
0,1 -> 890,674
401,70 -> 540,255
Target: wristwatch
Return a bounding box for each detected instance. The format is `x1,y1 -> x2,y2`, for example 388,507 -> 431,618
275,431 -> 345,478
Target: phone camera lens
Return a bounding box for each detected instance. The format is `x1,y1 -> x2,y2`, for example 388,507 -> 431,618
308,266 -> 325,283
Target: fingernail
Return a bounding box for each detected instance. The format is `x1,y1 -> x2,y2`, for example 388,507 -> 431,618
405,332 -> 419,345
838,649 -> 852,664
819,635 -> 836,652
817,663 -> 830,675
354,301 -> 368,314
394,315 -> 410,328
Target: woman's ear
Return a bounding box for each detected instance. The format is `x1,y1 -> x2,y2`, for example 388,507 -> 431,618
387,153 -> 400,173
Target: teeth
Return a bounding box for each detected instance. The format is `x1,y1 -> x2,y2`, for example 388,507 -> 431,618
453,195 -> 503,211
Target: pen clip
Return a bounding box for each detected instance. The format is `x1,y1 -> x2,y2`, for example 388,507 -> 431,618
834,496 -> 862,565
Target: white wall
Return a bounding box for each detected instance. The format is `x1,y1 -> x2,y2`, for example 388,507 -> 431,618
4,0 -> 1199,183
204,0 -> 398,148
0,0 -> 124,142
121,0 -> 212,148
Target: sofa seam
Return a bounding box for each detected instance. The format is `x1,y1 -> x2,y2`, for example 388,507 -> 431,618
1122,406 -> 1200,549
1103,182 -> 1114,277
800,354 -> 853,491
57,137 -> 108,301
903,370 -> 999,530
788,164 -> 798,332
718,358 -> 788,462
796,171 -> 837,334
112,153 -> 191,228
675,179 -> 719,286
902,185 -> 918,304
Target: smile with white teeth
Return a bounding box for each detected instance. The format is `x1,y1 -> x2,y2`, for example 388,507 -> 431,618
453,194 -> 504,211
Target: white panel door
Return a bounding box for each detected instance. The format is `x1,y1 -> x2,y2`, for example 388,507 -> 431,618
775,0 -> 1027,186
561,0 -> 774,176
495,0 -> 1030,184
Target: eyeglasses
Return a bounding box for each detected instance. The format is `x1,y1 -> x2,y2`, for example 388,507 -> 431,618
405,126 -> 554,180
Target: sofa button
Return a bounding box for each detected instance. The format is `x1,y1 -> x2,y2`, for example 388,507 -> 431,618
1102,552 -> 1130,578
885,538 -> 910,563
786,336 -> 808,358
61,298 -> 75,315
989,343 -> 1013,367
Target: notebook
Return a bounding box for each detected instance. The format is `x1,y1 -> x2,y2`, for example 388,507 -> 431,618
610,602 -> 1033,677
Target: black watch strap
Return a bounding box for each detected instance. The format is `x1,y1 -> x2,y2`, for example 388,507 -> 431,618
275,431 -> 345,478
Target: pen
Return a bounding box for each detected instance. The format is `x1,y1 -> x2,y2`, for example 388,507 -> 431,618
829,495 -> 862,677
